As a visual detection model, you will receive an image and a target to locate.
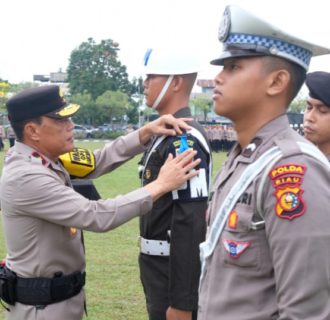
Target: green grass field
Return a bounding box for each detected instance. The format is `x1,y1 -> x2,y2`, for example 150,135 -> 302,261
0,140 -> 226,320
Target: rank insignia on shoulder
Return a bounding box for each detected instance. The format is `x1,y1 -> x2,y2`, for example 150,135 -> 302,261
172,137 -> 194,149
30,151 -> 49,166
222,240 -> 250,259
269,163 -> 306,220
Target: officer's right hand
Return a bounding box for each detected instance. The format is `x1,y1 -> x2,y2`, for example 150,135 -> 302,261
145,149 -> 200,202
139,114 -> 192,144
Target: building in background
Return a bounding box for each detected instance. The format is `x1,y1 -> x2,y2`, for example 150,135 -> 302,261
33,69 -> 69,94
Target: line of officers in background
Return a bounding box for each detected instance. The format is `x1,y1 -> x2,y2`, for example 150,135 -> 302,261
204,125 -> 237,153
205,123 -> 304,153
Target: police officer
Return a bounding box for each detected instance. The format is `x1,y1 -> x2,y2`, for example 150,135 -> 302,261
138,47 -> 212,320
198,5 -> 330,320
0,85 -> 201,320
304,71 -> 330,160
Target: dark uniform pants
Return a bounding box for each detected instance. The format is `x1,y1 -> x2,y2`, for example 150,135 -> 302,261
139,254 -> 197,320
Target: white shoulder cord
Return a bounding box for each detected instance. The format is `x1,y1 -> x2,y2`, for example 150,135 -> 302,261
189,127 -> 213,190
199,146 -> 282,283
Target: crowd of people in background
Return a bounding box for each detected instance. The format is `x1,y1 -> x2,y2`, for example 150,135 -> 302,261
204,122 -> 305,153
0,124 -> 16,151
204,124 -> 237,152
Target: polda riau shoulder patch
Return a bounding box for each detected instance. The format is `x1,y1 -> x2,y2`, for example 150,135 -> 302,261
269,163 -> 307,220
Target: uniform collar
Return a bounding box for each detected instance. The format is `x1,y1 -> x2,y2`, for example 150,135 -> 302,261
173,107 -> 191,118
13,141 -> 60,169
240,114 -> 290,160
216,114 -> 291,189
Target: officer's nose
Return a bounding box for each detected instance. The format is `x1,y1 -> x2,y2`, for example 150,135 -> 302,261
303,108 -> 315,124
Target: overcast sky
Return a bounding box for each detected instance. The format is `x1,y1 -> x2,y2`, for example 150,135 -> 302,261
1,0 -> 330,85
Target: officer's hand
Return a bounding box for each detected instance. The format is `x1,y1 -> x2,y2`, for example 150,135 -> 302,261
139,114 -> 192,144
145,149 -> 200,202
166,306 -> 192,320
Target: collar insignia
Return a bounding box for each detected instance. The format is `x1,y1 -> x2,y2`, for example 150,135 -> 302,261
242,137 -> 262,158
30,151 -> 49,166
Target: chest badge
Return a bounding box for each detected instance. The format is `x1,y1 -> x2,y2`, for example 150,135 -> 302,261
70,227 -> 78,237
145,169 -> 152,180
222,240 -> 250,259
227,210 -> 238,229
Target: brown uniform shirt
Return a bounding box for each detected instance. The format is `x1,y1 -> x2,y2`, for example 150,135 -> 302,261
198,115 -> 330,320
0,130 -> 153,320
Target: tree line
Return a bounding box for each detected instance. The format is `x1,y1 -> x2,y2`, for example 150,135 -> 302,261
0,37 -> 307,126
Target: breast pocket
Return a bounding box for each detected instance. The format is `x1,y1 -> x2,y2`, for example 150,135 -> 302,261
220,204 -> 264,269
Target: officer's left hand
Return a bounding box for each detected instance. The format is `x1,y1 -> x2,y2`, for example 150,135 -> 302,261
139,114 -> 192,144
166,307 -> 192,320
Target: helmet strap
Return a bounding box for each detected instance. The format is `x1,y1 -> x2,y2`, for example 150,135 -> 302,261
152,75 -> 174,109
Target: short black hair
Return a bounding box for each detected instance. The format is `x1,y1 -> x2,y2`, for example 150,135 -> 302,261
11,117 -> 42,141
262,56 -> 306,106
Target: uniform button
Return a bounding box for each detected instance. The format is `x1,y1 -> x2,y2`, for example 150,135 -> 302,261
147,251 -> 150,254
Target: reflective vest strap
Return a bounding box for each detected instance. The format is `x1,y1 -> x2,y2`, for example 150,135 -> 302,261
199,146 -> 282,283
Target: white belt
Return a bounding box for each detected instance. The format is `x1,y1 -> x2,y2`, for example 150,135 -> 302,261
139,237 -> 170,256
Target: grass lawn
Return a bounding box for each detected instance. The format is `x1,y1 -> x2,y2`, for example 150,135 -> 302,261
0,140 -> 227,320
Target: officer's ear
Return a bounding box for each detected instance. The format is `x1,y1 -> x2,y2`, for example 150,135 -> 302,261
266,69 -> 290,98
24,122 -> 40,142
172,75 -> 184,92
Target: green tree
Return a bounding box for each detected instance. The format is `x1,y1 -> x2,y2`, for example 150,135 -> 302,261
67,38 -> 133,100
288,91 -> 307,113
126,102 -> 139,124
96,91 -> 130,129
289,98 -> 307,113
191,94 -> 212,124
10,82 -> 38,93
70,92 -> 96,125
0,81 -> 10,115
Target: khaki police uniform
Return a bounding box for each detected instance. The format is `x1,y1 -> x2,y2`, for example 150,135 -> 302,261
138,108 -> 211,320
0,130 -> 153,320
198,115 -> 330,320
198,5 -> 330,320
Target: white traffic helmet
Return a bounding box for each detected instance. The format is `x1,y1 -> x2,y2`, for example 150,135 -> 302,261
143,47 -> 202,75
143,47 -> 202,109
